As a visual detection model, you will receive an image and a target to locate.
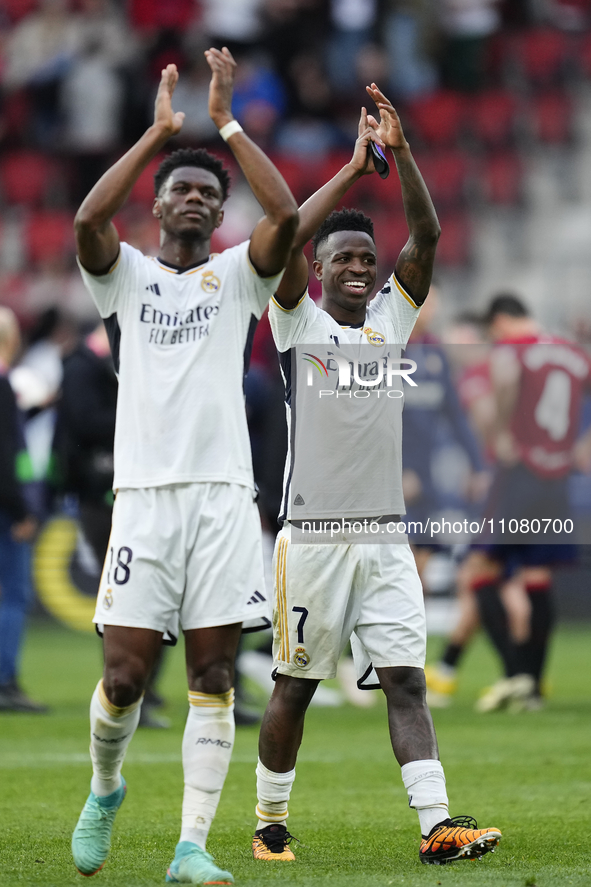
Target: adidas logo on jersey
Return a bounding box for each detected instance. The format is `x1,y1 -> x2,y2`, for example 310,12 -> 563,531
294,494 -> 305,505
247,590 -> 266,605
146,283 -> 161,295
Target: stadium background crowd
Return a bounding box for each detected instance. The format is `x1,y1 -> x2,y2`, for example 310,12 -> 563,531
3,0 -> 591,328
1,0 -> 591,711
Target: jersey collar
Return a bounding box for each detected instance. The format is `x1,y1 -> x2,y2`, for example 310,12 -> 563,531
155,256 -> 210,275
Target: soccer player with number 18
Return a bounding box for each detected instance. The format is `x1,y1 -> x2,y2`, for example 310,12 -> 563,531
70,49 -> 298,884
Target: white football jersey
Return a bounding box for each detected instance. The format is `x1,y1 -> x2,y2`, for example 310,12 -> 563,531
78,240 -> 282,490
269,272 -> 421,521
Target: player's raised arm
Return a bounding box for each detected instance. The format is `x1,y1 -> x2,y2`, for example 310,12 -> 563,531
274,109 -> 383,309
366,84 -> 440,305
205,47 -> 298,278
75,64 -> 186,275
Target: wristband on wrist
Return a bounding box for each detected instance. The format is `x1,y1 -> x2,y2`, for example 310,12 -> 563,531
219,120 -> 243,141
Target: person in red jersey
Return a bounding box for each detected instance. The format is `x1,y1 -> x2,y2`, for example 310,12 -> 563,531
471,293 -> 591,713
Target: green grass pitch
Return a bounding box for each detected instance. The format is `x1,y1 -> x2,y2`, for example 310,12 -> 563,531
1,622 -> 590,887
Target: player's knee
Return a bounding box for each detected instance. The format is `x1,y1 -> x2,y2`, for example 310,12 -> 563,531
381,667 -> 426,709
189,660 -> 234,695
273,674 -> 318,712
103,660 -> 148,707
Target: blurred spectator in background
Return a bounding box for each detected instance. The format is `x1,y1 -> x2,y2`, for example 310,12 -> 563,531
69,0 -> 132,65
231,51 -> 287,148
276,50 -> 337,158
61,37 -> 124,200
170,56 -> 220,145
3,0 -> 80,147
262,0 -> 328,88
12,307 -> 77,521
327,0 -> 378,93
57,321 -> 115,563
61,0 -> 134,200
21,259 -> 93,323
19,306 -> 69,401
439,0 -> 502,91
0,306 -> 47,713
384,0 -> 439,100
201,0 -> 265,52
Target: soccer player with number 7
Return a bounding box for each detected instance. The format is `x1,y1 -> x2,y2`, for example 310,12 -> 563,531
250,83 -> 502,867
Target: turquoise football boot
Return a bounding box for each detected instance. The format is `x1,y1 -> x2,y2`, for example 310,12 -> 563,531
165,841 -> 234,884
72,777 -> 126,875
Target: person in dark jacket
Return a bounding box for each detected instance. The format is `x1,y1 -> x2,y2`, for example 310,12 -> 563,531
59,322 -> 117,561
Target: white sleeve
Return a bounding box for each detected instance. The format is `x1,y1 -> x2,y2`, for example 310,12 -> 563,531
230,240 -> 286,320
369,271 -> 421,347
268,291 -> 319,350
76,242 -> 138,319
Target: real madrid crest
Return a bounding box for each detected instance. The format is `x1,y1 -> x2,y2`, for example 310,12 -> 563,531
103,589 -> 113,610
201,270 -> 220,293
293,646 -> 310,668
363,326 -> 385,347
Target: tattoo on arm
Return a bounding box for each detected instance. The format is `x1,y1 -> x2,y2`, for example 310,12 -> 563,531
393,149 -> 440,305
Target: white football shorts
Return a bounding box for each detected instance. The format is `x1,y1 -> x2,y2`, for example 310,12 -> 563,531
94,482 -> 269,641
272,523 -> 425,683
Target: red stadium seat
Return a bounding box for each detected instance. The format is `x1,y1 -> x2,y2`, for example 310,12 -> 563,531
269,156 -> 321,203
317,152 -> 404,210
318,152 -> 356,203
480,151 -> 524,206
530,90 -> 574,144
128,0 -> 196,30
129,156 -> 165,204
0,151 -> 55,206
407,91 -> 468,148
469,90 -> 519,148
3,0 -> 37,22
317,152 -> 354,183
370,210 -> 410,269
2,91 -> 30,141
24,211 -> 76,264
358,163 -> 403,208
435,211 -> 471,266
482,31 -> 512,85
516,28 -> 570,87
413,150 -> 470,209
577,31 -> 591,79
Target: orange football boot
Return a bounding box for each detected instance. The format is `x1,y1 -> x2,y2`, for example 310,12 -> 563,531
252,825 -> 296,861
419,815 -> 501,865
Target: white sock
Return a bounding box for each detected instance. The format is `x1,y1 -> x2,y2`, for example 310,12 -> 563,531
401,759 -> 449,837
90,679 -> 141,797
179,689 -> 236,849
255,758 -> 296,829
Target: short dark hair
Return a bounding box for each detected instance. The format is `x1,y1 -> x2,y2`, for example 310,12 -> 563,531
312,208 -> 375,259
154,148 -> 231,201
484,293 -> 530,324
